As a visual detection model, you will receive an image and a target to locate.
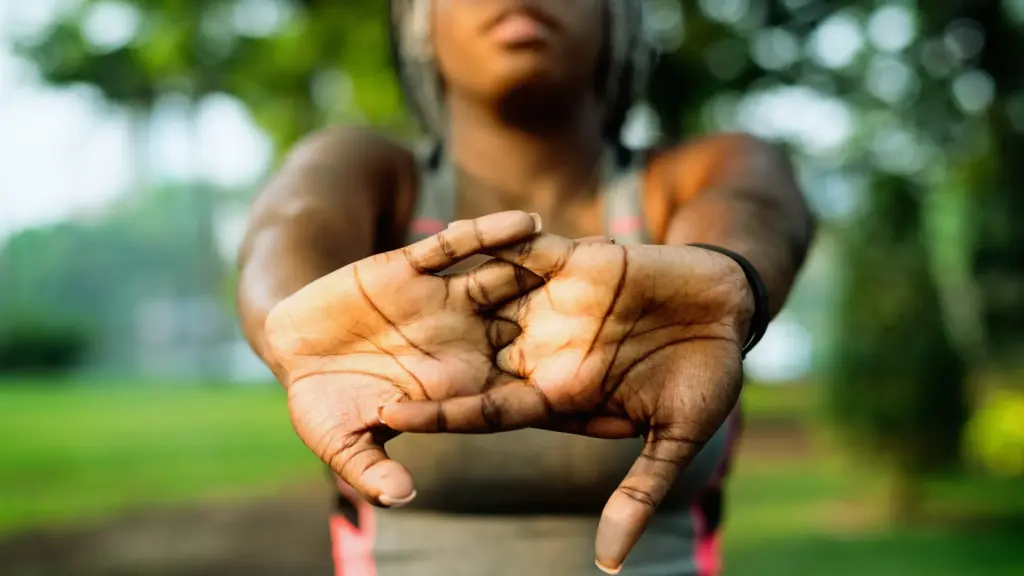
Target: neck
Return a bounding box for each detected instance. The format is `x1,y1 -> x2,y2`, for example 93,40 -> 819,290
444,91 -> 606,213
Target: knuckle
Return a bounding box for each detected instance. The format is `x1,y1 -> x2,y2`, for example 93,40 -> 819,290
263,303 -> 303,358
471,219 -> 486,249
467,274 -> 491,308
515,241 -> 532,266
402,246 -> 426,273
435,402 -> 448,432
616,485 -> 658,510
321,432 -> 361,478
480,393 -> 503,430
437,231 -> 457,260
486,321 -> 503,350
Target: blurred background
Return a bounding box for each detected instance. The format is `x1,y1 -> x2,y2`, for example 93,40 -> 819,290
1,0 -> 1023,574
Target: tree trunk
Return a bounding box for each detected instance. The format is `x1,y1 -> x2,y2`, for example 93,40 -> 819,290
188,98 -> 224,381
888,466 -> 924,525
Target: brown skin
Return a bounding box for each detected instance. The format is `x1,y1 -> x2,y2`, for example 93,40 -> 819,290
239,0 -> 815,571
382,238 -> 753,570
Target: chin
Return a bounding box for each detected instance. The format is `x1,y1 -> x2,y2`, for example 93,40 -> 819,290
488,57 -> 572,98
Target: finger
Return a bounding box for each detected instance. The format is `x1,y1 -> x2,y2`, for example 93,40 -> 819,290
577,235 -> 616,245
491,293 -> 532,324
380,380 -> 550,434
450,258 -> 543,311
329,429 -> 417,508
594,426 -> 702,573
403,211 -> 541,273
485,233 -> 578,280
495,339 -> 528,376
538,415 -> 640,439
486,318 -> 522,351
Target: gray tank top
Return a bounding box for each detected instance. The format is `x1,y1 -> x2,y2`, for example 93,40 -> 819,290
384,144 -> 735,513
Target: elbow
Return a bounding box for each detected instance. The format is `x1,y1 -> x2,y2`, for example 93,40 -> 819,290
746,135 -> 817,264
235,261 -> 271,358
747,135 -> 817,252
794,179 -> 817,253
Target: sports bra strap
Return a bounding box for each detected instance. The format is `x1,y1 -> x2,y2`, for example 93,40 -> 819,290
602,149 -> 652,246
406,142 -> 457,244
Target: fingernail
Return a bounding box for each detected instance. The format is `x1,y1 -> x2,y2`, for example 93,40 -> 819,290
378,393 -> 405,425
529,213 -> 542,233
595,560 -> 622,574
379,490 -> 417,508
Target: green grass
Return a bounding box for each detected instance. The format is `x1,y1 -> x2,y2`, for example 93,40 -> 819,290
724,457 -> 1024,575
727,530 -> 1024,576
1,381 -> 1022,575
0,381 -> 321,534
739,381 -> 818,426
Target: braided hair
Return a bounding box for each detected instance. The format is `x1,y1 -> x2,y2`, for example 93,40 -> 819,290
388,0 -> 653,148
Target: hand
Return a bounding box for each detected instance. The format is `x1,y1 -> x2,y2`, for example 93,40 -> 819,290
381,234 -> 754,571
263,211 -> 546,507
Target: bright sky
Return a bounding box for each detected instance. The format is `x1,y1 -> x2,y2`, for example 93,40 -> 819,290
0,1 -> 272,243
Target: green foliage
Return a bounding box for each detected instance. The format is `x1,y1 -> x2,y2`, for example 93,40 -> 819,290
966,389 -> 1024,477
827,176 -> 968,474
15,0 -> 408,154
0,317 -> 91,375
0,184 -> 228,372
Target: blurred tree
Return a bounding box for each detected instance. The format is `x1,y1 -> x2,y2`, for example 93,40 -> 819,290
828,174 -> 968,520
0,184 -> 230,375
16,0 -> 407,156
956,1 -> 1024,367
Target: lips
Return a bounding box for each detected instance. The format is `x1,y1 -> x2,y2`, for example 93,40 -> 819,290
486,4 -> 560,34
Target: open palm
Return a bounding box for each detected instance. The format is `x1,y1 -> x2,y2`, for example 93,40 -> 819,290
263,211 -> 544,506
381,234 -> 754,569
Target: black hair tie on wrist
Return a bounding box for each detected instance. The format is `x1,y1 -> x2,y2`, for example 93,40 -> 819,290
688,244 -> 770,359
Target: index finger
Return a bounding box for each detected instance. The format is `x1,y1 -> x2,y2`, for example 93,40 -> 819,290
485,233 -> 579,280
379,379 -> 550,434
402,211 -> 542,273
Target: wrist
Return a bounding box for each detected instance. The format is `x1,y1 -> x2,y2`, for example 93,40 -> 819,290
688,244 -> 770,357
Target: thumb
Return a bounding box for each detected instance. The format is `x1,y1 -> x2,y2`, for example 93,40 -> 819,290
594,425 -> 702,573
289,377 -> 418,508
331,429 -> 417,508
595,341 -> 743,571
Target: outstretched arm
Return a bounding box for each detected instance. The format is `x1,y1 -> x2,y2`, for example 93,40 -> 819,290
652,133 -> 816,316
236,129 -> 415,375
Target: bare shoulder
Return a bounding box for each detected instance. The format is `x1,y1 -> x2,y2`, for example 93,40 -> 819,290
285,127 -> 415,172
642,133 -> 788,241
253,126 -> 420,248
646,132 -> 786,198
271,126 -> 418,204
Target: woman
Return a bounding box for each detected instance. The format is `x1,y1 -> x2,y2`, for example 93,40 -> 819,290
238,1 -> 814,574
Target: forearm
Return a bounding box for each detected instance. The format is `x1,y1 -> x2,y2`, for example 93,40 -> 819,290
236,129 -> 408,372
663,136 -> 815,317
236,208 -> 375,372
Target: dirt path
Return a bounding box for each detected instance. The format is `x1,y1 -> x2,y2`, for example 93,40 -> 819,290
0,424 -> 811,576
0,484 -> 336,576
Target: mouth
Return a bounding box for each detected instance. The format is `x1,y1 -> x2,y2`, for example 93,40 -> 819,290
485,4 -> 561,34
